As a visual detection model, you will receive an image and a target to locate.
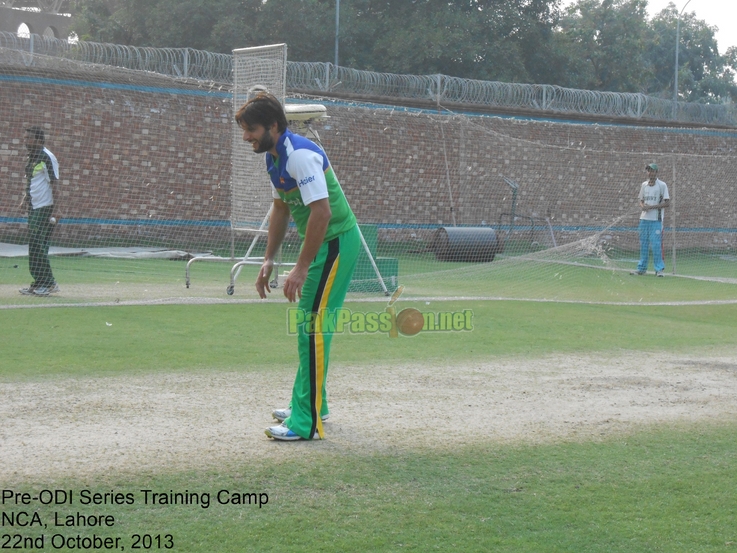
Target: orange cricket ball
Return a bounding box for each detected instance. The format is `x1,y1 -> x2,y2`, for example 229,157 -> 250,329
396,308 -> 424,336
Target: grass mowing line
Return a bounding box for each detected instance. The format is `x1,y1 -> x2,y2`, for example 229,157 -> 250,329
1,301 -> 737,380
3,252 -> 737,307
5,422 -> 736,552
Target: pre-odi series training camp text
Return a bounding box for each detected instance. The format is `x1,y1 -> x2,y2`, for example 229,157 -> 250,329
2,488 -> 268,550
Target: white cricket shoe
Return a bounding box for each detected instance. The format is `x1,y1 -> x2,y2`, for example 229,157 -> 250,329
265,423 -> 318,441
272,407 -> 329,423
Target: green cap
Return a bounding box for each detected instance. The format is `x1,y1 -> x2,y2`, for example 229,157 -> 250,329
646,163 -> 658,171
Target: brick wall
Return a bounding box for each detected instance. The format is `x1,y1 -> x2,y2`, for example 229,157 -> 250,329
2,61 -> 736,253
0,64 -> 233,249
316,106 -> 737,250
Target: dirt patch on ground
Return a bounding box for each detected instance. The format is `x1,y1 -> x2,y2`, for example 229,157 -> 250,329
2,349 -> 737,481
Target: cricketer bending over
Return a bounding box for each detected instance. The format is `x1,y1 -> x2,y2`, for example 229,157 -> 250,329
235,92 -> 360,441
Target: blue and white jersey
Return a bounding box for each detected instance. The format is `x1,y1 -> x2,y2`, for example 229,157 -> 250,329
265,129 -> 356,241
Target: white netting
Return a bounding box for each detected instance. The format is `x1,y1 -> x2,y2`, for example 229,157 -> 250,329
302,100 -> 737,304
1,47 -> 736,307
230,44 -> 286,229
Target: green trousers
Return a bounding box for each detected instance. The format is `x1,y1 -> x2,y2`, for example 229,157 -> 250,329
285,225 -> 360,439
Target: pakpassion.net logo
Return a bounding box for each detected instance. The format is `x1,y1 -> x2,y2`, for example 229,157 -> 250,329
286,286 -> 473,337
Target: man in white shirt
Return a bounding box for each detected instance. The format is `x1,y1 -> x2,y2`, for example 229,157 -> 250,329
20,126 -> 60,296
632,163 -> 669,277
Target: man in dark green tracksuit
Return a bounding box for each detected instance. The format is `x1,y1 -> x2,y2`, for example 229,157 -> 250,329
20,126 -> 60,297
235,93 -> 360,441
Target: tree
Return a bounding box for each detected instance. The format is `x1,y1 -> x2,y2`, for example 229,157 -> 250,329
337,0 -> 561,81
556,0 -> 652,92
258,0 -> 335,63
68,0 -> 563,81
337,0 -> 477,75
70,0 -> 261,52
551,0 -> 736,102
66,0 -> 737,102
648,3 -> 737,103
71,0 -> 138,44
463,0 -> 563,83
70,0 -> 149,44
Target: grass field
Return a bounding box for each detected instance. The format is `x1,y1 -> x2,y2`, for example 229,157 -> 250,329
3,425 -> 736,552
1,246 -> 736,307
2,301 -> 737,379
1,296 -> 736,552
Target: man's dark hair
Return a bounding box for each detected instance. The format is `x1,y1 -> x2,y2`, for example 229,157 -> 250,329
26,126 -> 45,143
234,92 -> 288,133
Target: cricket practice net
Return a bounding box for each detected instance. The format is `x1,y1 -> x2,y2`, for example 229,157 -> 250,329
1,45 -> 736,308
230,44 -> 286,231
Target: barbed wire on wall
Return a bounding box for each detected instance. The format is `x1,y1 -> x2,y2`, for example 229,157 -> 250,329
1,31 -> 735,128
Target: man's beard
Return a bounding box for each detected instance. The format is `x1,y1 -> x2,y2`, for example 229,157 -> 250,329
253,131 -> 275,154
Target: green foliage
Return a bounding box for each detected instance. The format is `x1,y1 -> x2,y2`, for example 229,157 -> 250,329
67,0 -> 737,102
557,0 -> 737,101
259,0 -> 335,62
70,0 -> 259,52
337,0 -> 560,82
557,0 -> 652,92
647,4 -> 737,103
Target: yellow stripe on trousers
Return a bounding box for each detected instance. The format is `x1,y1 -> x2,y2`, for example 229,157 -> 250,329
313,253 -> 340,439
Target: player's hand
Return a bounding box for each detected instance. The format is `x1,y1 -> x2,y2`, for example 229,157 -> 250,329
256,260 -> 274,299
283,265 -> 308,303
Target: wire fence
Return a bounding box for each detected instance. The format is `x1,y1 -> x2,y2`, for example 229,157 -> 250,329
2,31 -> 736,127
